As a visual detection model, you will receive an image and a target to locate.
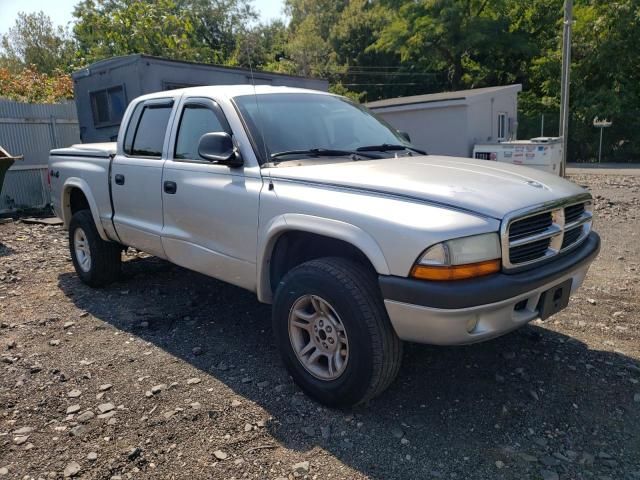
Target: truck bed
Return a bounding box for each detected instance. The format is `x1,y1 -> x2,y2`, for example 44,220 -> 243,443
48,142 -> 118,239
50,142 -> 117,158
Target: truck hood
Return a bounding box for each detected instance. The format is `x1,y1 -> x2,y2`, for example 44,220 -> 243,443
268,155 -> 588,219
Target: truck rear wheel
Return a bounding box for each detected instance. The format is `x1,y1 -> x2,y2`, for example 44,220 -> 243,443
272,257 -> 402,406
69,210 -> 121,287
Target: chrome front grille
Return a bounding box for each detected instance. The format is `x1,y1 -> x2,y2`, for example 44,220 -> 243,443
501,195 -> 593,270
564,202 -> 586,223
509,212 -> 553,240
510,237 -> 551,264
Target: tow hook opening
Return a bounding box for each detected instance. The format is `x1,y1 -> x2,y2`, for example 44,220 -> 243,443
514,299 -> 528,312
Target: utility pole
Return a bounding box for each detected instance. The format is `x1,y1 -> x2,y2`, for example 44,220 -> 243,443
559,0 -> 573,177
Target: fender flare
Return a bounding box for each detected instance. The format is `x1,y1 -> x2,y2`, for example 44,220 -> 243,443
256,213 -> 390,303
61,178 -> 110,242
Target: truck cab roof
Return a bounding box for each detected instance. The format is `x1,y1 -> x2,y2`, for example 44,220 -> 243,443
135,85 -> 332,103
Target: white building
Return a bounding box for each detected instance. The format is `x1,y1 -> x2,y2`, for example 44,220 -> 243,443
366,84 -> 522,158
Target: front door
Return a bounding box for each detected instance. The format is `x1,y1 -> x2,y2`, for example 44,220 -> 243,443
111,98 -> 175,258
160,97 -> 262,291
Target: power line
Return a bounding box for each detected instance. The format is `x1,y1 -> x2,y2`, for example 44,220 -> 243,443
331,65 -> 423,70
331,71 -> 441,76
342,82 -> 423,86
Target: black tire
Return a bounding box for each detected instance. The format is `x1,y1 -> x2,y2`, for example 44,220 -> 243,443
68,209 -> 121,287
272,257 -> 403,407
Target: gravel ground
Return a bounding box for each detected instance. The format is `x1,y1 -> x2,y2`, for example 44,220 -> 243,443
1,173 -> 639,480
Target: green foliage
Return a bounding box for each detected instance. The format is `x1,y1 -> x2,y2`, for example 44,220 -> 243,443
231,21 -> 291,71
0,11 -> 76,74
520,0 -> 640,162
285,14 -> 334,77
0,66 -> 74,103
72,0 -> 255,65
329,82 -> 364,102
374,0 -> 533,90
569,1 -> 640,162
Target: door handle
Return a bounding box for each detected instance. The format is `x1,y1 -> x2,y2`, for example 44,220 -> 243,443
164,181 -> 177,194
114,174 -> 125,185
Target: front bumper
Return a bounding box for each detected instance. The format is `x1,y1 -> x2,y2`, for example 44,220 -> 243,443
379,231 -> 600,345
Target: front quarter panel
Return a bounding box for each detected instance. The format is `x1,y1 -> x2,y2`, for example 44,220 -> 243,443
257,178 -> 500,301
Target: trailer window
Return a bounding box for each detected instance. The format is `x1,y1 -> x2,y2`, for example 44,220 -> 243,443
163,82 -> 202,91
90,86 -> 126,127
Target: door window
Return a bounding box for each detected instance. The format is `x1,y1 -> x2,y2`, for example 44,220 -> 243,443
175,104 -> 227,160
130,105 -> 173,157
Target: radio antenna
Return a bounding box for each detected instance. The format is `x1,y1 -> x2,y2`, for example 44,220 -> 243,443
246,40 -> 270,164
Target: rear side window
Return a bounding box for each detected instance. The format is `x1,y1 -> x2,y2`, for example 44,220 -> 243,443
175,105 -> 226,159
129,105 -> 173,157
123,103 -> 143,154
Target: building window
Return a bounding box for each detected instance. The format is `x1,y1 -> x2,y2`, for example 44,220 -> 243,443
497,112 -> 507,141
90,86 -> 126,127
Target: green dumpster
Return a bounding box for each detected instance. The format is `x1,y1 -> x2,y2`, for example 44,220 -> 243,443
0,146 -> 23,197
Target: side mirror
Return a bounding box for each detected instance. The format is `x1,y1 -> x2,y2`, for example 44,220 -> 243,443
198,132 -> 243,167
398,130 -> 411,142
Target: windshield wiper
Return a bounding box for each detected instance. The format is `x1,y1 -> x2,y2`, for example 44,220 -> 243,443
269,148 -> 379,160
356,144 -> 426,155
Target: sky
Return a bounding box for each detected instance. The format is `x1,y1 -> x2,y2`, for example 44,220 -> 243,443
0,0 -> 285,35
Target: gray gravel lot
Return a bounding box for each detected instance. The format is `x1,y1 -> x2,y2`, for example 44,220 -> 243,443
1,172 -> 639,480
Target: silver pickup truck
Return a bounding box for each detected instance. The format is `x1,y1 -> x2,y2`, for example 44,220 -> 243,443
49,86 -> 600,406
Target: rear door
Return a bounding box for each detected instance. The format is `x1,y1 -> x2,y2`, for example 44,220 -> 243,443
111,98 -> 175,258
160,97 -> 261,291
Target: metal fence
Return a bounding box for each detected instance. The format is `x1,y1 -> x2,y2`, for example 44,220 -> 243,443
0,100 -> 80,212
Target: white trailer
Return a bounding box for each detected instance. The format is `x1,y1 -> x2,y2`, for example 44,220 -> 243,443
473,137 -> 563,175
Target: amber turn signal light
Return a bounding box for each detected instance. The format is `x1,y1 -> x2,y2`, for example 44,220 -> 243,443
410,259 -> 501,281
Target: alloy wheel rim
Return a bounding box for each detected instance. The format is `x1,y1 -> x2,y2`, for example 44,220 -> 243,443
74,228 -> 92,273
288,294 -> 349,381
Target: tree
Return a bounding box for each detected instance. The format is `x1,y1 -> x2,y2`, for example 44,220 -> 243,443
232,21 -> 292,72
282,0 -> 403,100
178,0 -> 256,64
285,16 -> 334,77
282,0 -> 345,77
518,0 -> 640,162
328,0 -> 411,101
373,0 -> 534,91
569,1 -> 640,161
73,0 -> 255,65
0,11 -> 76,74
285,0 -> 348,38
0,66 -> 74,103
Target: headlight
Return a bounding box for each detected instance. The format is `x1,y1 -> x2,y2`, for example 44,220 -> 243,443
411,233 -> 501,281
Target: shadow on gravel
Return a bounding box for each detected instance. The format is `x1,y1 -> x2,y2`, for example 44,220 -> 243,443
0,241 -> 15,257
58,256 -> 640,480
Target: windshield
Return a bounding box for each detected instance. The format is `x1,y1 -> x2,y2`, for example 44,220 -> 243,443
233,93 -> 412,163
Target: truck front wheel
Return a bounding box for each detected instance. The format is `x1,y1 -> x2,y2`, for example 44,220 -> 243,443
272,257 -> 402,406
69,210 -> 121,287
